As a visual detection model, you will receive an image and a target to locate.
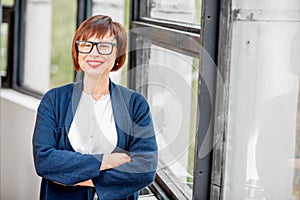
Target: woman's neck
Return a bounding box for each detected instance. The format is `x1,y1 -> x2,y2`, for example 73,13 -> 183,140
83,75 -> 110,101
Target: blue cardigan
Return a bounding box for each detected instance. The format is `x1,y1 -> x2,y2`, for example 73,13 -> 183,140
32,80 -> 158,200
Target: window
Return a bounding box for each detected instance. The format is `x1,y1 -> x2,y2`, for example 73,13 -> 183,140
127,0 -> 219,199
129,31 -> 198,200
22,0 -> 76,93
5,0 -> 130,95
142,44 -> 198,191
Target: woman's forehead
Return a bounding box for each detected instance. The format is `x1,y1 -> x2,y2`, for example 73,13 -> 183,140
82,31 -> 115,41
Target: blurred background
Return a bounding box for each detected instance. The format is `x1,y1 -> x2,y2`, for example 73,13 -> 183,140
1,0 -> 300,199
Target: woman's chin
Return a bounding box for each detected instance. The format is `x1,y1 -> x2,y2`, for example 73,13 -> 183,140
85,69 -> 107,79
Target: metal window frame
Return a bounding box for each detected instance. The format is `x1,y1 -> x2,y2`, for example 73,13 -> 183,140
11,0 -> 33,96
192,0 -> 221,199
77,0 -> 92,26
129,0 -> 221,199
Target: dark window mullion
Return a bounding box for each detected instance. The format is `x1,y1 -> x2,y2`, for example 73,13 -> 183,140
77,0 -> 92,27
75,0 -> 93,82
192,0 -> 221,199
12,0 -> 25,88
127,0 -> 140,90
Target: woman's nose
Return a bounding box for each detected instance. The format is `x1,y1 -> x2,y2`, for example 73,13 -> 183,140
90,44 -> 99,55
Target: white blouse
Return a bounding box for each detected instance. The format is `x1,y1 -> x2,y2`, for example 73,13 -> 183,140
68,92 -> 118,155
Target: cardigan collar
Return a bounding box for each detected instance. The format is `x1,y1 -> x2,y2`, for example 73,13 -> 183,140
64,79 -> 132,138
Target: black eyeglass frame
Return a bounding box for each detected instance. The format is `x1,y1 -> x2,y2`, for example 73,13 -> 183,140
76,40 -> 118,55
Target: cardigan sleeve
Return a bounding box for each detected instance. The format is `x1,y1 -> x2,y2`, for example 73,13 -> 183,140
92,92 -> 158,200
32,90 -> 103,185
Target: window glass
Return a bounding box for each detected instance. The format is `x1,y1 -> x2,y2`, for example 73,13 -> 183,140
23,0 -> 76,93
92,0 -> 130,86
134,44 -> 198,193
0,23 -> 8,77
148,0 -> 201,25
223,22 -> 299,200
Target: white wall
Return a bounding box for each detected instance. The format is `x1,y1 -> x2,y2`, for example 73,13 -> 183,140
0,89 -> 41,200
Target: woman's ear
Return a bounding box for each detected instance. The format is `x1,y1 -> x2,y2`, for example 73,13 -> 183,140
111,58 -> 120,71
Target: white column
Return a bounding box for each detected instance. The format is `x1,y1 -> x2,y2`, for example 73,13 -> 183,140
23,0 -> 52,93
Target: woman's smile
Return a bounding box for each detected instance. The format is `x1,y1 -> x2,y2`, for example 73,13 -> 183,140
86,59 -> 104,68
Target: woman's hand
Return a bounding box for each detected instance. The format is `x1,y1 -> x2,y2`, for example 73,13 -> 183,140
52,153 -> 130,187
100,153 -> 131,171
73,154 -> 131,186
73,179 -> 94,187
53,179 -> 94,187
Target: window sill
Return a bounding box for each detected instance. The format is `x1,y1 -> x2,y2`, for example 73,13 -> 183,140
0,88 -> 40,111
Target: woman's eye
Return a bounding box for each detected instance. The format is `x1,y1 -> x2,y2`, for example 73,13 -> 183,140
99,44 -> 109,49
83,43 -> 92,48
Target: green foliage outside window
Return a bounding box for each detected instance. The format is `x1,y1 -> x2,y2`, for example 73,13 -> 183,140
50,0 -> 76,87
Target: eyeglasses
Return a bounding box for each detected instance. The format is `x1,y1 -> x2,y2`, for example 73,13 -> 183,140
76,40 -> 117,55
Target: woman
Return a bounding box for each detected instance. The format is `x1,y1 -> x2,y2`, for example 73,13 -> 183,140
32,15 -> 158,200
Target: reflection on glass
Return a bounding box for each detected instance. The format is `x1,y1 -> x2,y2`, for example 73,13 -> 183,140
0,23 -> 8,76
141,45 -> 198,193
50,0 -> 76,87
149,0 -> 202,25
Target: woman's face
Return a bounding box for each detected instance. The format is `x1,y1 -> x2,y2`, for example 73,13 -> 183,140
78,33 -> 117,79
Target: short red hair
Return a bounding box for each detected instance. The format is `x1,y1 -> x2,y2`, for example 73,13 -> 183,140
72,15 -> 127,71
